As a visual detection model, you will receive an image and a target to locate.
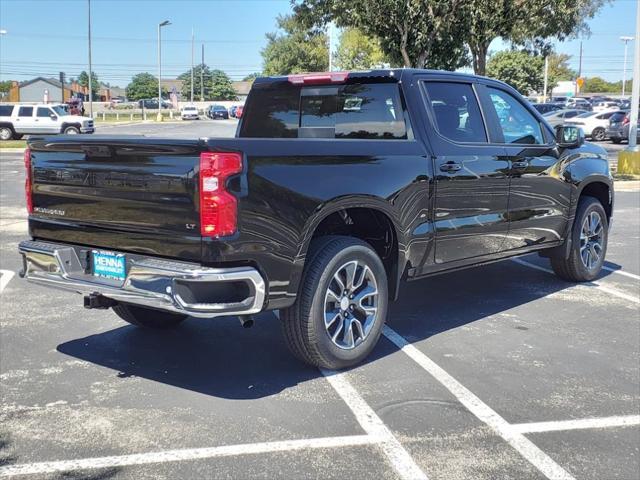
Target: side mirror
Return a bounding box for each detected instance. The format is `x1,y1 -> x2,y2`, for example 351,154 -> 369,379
555,124 -> 584,148
50,114 -> 58,120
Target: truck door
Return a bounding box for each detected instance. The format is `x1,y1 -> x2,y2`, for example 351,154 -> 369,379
420,79 -> 511,264
480,86 -> 571,250
35,107 -> 60,134
12,106 -> 36,134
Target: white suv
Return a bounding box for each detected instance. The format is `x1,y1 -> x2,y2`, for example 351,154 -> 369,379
181,106 -> 199,120
0,104 -> 95,140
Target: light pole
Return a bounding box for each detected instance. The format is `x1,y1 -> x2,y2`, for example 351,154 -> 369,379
157,20 -> 171,122
87,0 -> 93,118
620,36 -> 634,97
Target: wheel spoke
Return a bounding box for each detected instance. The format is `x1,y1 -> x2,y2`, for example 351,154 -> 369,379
332,272 -> 346,293
326,287 -> 341,303
341,318 -> 355,348
354,285 -> 377,306
352,265 -> 369,292
352,319 -> 365,341
325,311 -> 340,329
331,318 -> 344,343
343,261 -> 358,291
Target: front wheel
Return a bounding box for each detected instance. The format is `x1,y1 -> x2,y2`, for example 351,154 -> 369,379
551,196 -> 608,282
63,126 -> 80,134
112,303 -> 187,329
591,127 -> 606,141
280,236 -> 388,369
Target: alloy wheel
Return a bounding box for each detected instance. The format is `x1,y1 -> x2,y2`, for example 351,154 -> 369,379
323,260 -> 379,350
580,211 -> 604,270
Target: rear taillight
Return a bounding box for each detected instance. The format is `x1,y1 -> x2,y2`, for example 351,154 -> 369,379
623,115 -> 630,125
199,151 -> 242,237
24,148 -> 33,214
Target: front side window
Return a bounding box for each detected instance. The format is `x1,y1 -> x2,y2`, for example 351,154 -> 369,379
423,81 -> 487,143
487,87 -> 544,145
18,106 -> 33,117
37,107 -> 53,118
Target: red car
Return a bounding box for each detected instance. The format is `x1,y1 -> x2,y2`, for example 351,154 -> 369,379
235,105 -> 244,119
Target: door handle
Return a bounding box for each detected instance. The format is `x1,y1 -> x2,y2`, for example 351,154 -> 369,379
512,160 -> 529,169
439,162 -> 462,173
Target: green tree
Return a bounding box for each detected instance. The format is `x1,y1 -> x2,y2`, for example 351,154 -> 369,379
262,15 -> 328,75
547,53 -> 576,83
242,72 -> 262,82
486,50 -> 544,95
459,0 -> 607,75
0,80 -> 12,97
293,0 -> 470,70
583,76 -> 615,93
178,65 -> 237,101
78,70 -> 100,100
126,73 -> 161,101
334,28 -> 386,70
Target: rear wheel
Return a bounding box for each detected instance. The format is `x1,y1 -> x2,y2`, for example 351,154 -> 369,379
112,303 -> 187,329
0,126 -> 14,141
551,196 -> 608,282
591,127 -> 606,141
611,138 -> 622,144
280,236 -> 388,369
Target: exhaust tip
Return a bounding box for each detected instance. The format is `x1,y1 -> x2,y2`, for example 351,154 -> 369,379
238,315 -> 254,328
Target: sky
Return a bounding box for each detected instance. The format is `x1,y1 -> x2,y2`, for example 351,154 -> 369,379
0,0 -> 637,87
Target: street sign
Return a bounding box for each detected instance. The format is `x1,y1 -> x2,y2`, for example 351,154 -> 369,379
577,77 -> 584,89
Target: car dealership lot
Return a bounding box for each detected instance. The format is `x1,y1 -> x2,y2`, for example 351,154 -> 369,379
1,124 -> 639,479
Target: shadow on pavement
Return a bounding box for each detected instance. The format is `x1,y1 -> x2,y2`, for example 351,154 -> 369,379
57,257 -> 618,399
57,311 -> 320,401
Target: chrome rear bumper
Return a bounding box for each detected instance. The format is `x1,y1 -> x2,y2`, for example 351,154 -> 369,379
18,240 -> 266,318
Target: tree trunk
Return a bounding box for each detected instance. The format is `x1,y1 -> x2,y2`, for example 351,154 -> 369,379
471,42 -> 489,76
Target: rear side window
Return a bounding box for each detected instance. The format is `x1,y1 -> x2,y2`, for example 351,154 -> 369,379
18,106 -> 33,117
240,82 -> 408,139
423,82 -> 487,143
610,112 -> 627,122
0,105 -> 13,116
241,86 -> 300,138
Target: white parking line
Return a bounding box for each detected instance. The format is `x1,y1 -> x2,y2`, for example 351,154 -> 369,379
511,258 -> 640,304
0,270 -> 15,293
512,415 -> 640,434
321,369 -> 429,480
602,266 -> 640,281
0,434 -> 376,477
382,326 -> 576,480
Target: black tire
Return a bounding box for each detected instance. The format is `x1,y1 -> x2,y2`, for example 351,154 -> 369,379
280,236 -> 388,369
112,303 -> 187,329
13,133 -> 23,140
591,127 -> 606,141
63,125 -> 80,134
0,126 -> 15,141
611,138 -> 622,144
551,196 -> 608,282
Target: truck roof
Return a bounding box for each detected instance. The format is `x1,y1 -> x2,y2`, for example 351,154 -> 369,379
254,68 -> 493,87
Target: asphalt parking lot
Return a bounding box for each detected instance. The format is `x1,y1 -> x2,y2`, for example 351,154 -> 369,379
1,121 -> 639,480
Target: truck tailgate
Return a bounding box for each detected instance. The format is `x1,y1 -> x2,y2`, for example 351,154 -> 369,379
28,137 -> 204,261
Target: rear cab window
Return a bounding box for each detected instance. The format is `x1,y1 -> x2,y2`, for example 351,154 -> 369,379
240,81 -> 409,139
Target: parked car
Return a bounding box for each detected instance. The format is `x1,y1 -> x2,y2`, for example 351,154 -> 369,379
592,101 -> 620,113
532,103 -> 563,115
229,105 -> 238,118
18,69 -> 613,369
207,105 -> 229,119
138,99 -> 170,109
0,103 -> 94,140
550,96 -> 569,106
235,105 -> 244,119
565,110 -> 625,141
566,98 -> 592,111
181,105 -> 199,120
607,111 -> 640,144
542,109 -> 586,127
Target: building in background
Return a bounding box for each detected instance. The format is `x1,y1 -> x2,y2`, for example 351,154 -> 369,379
6,77 -> 114,103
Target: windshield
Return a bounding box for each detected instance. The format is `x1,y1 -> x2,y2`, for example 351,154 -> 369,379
51,105 -> 67,116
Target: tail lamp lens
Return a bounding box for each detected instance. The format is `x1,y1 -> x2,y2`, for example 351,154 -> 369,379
199,151 -> 242,237
24,148 -> 33,214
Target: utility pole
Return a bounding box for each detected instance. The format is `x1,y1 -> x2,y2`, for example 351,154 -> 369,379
190,28 -> 194,104
621,36 -> 634,97
575,41 -> 583,97
543,56 -> 549,103
627,2 -> 639,150
328,23 -> 332,72
87,0 -> 93,117
201,43 -> 204,101
157,20 -> 171,122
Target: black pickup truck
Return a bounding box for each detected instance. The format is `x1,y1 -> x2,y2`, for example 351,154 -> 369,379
19,69 -> 613,369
